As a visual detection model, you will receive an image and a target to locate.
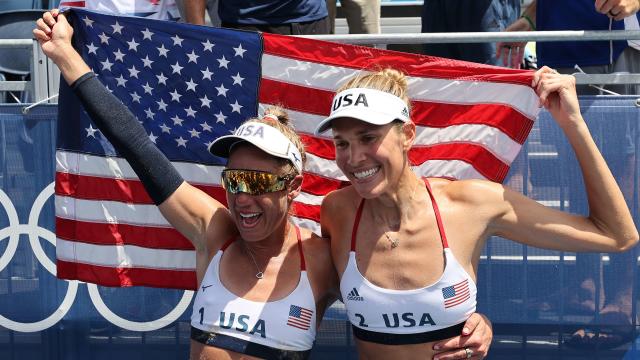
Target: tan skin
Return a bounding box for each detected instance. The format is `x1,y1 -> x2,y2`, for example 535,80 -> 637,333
321,69 -> 639,360
35,9 -> 496,359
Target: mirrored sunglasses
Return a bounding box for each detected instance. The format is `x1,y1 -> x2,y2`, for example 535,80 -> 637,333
221,169 -> 294,195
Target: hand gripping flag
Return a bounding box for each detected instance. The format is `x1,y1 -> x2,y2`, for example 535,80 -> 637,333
55,8 -> 541,289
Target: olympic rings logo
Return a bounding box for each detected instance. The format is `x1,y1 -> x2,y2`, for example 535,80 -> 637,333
0,183 -> 194,333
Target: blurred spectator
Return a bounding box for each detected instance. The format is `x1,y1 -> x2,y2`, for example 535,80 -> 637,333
499,0 -> 640,350
58,0 -> 180,20
497,0 -> 639,95
421,0 -> 520,65
175,0 -> 221,27
181,0 -> 330,35
326,0 -> 381,34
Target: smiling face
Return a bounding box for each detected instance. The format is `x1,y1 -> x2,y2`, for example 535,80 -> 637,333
225,144 -> 297,242
331,117 -> 414,199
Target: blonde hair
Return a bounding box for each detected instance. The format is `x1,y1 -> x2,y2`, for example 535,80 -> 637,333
338,68 -> 411,114
245,106 -> 307,174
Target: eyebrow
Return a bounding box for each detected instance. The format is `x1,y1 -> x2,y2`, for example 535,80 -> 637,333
333,128 -> 379,140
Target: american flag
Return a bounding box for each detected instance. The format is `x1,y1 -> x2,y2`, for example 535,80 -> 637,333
442,279 -> 471,309
55,9 -> 540,290
287,305 -> 313,331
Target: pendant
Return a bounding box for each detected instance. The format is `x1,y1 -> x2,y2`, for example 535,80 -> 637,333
256,271 -> 264,279
384,232 -> 399,249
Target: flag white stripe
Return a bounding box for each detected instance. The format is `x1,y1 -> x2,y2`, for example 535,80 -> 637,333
59,124 -> 515,187
56,195 -> 172,226
414,124 -> 521,163
56,193 -> 321,227
261,54 -> 539,118
259,103 -> 523,164
56,238 -> 196,270
57,151 -> 224,185
414,160 -> 489,181
291,216 -> 320,235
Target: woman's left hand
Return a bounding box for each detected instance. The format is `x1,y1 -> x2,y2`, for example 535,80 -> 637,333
432,313 -> 492,360
532,66 -> 582,128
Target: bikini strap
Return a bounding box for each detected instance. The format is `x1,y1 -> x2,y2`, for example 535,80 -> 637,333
294,224 -> 307,271
423,178 -> 450,249
351,198 -> 366,252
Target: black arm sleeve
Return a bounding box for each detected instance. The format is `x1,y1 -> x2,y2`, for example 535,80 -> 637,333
71,72 -> 184,205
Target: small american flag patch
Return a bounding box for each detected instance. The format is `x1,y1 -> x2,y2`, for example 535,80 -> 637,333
287,305 -> 313,330
442,279 -> 471,309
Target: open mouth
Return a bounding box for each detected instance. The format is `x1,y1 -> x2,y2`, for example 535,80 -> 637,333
352,166 -> 380,180
239,212 -> 261,227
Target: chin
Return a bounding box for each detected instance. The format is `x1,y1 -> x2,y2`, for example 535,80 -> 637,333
351,179 -> 386,199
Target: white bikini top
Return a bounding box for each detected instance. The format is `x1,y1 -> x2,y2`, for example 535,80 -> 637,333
339,178 -> 477,345
190,225 -> 316,358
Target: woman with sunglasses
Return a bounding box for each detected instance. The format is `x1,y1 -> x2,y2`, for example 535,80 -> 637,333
35,9 -> 496,360
315,68 -> 639,360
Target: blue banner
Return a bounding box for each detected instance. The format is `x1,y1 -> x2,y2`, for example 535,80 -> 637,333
0,98 -> 639,359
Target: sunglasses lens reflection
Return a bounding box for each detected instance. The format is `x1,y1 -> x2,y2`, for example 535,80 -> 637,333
222,170 -> 290,195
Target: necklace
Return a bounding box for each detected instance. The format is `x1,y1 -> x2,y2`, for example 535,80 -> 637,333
242,244 -> 264,279
241,223 -> 292,279
383,232 -> 400,248
380,179 -> 421,249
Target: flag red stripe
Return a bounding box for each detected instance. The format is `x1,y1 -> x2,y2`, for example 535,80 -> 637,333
263,33 -> 535,86
444,288 -> 471,305
445,293 -> 471,308
292,202 -> 321,222
301,172 -> 345,195
300,134 -> 336,161
445,292 -> 471,306
286,321 -> 309,330
56,171 -> 228,205
412,102 -> 534,144
60,1 -> 86,6
56,171 -> 153,203
260,78 -> 533,146
409,143 -> 509,181
57,259 -> 197,290
259,78 -> 333,116
288,318 -> 311,326
56,217 -> 194,250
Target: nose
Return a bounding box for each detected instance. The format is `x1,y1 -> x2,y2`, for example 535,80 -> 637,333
348,143 -> 366,166
232,191 -> 253,205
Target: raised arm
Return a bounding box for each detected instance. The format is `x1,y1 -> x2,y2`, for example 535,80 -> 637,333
482,67 -> 638,252
34,10 -> 229,253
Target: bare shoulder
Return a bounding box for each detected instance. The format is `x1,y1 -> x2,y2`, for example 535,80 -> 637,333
322,185 -> 361,210
300,228 -> 333,270
427,177 -> 511,216
299,227 -> 338,295
205,208 -> 238,256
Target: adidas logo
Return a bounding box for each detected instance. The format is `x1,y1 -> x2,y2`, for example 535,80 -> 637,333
346,288 -> 364,301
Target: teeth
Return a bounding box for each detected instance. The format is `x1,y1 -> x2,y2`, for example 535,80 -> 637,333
353,167 -> 379,179
240,213 -> 260,218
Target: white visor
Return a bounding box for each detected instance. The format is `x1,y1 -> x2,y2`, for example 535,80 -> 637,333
208,121 -> 303,174
314,88 -> 410,134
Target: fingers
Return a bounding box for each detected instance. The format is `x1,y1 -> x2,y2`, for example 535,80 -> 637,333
433,334 -> 466,352
500,44 -> 511,67
462,313 -> 481,335
42,10 -> 57,28
433,347 -> 484,360
33,28 -> 50,42
509,45 -> 523,69
532,66 -> 556,88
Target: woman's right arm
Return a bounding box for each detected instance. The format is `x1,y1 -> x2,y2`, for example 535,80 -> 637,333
34,10 -> 227,252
